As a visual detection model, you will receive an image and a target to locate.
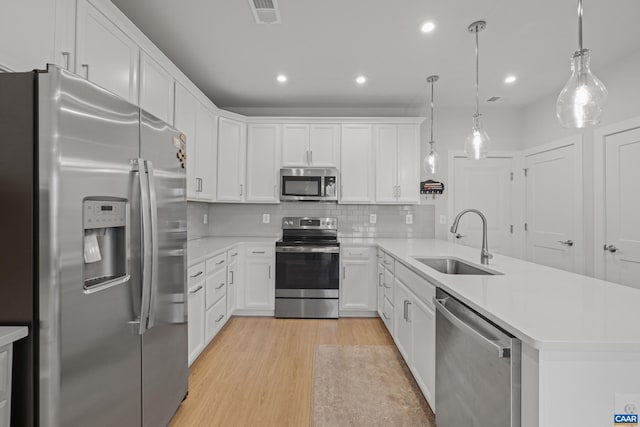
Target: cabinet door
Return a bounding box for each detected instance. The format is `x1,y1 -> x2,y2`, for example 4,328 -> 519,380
309,124 -> 340,167
246,124 -> 280,203
396,125 -> 420,204
227,260 -> 238,315
140,52 -> 174,124
377,262 -> 385,317
412,297 -> 436,406
340,259 -> 375,311
244,258 -> 274,309
374,125 -> 399,203
0,0 -> 56,72
217,118 -> 246,202
282,124 -> 309,166
393,280 -> 412,364
340,125 -> 373,203
174,84 -> 199,199
76,0 -> 139,103
195,105 -> 217,201
187,285 -> 205,366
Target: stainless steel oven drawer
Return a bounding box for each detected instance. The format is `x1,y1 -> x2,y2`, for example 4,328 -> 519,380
275,298 -> 339,319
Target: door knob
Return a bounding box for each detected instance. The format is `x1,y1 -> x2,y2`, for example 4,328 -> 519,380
558,240 -> 574,247
604,244 -> 619,253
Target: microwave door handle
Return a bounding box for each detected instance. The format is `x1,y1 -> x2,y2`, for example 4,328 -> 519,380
132,159 -> 152,335
145,160 -> 159,329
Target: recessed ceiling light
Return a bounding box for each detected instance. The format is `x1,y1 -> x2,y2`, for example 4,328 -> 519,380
504,75 -> 517,84
421,21 -> 436,33
277,74 -> 288,83
356,75 -> 367,85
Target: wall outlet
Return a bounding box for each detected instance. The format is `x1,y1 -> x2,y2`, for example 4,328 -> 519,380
262,214 -> 270,224
615,393 -> 640,416
203,213 -> 208,225
369,214 -> 377,224
439,215 -> 447,225
405,214 -> 413,225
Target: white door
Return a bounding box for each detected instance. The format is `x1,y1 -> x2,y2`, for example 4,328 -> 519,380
76,0 -> 139,103
374,125 -> 398,203
244,259 -> 274,309
174,84 -> 199,199
281,124 -> 309,166
340,259 -> 372,311
217,118 -> 246,202
396,125 -> 420,204
139,52 -> 174,125
187,285 -> 205,366
525,142 -> 582,273
246,124 -> 280,203
194,105 -> 217,201
340,125 -> 373,203
451,156 -> 514,256
602,127 -> 640,289
0,0 -> 56,71
309,124 -> 340,167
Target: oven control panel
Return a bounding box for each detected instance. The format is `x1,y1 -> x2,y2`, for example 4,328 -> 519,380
282,217 -> 337,230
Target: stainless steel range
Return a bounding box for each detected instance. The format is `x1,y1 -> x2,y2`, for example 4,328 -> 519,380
275,217 -> 340,318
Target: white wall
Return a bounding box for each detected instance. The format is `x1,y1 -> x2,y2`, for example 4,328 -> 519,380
519,47 -> 640,276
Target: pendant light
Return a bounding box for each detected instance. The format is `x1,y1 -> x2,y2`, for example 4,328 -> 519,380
556,0 -> 608,128
424,75 -> 440,174
464,21 -> 490,160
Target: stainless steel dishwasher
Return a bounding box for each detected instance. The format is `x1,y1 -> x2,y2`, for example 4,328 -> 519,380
434,289 -> 521,427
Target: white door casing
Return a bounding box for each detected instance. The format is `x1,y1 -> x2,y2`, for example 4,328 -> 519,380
594,118 -> 640,289
524,136 -> 583,274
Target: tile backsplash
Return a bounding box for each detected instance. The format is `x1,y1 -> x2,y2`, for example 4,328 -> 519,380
188,202 -> 210,240
205,203 -> 435,238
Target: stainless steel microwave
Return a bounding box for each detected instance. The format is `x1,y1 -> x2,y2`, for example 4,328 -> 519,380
280,168 -> 338,202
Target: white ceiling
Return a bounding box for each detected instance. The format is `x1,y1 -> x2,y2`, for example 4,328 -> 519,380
112,0 -> 640,110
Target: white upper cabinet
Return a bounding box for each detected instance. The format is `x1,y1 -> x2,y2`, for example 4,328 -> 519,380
217,117 -> 247,202
140,52 -> 174,124
194,104 -> 217,201
281,124 -> 339,167
0,0 -> 56,72
374,124 -> 420,204
76,0 -> 139,104
340,124 -> 373,204
246,124 -> 280,203
174,84 -> 199,199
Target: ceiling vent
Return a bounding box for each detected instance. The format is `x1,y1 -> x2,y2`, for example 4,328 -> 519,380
249,0 -> 281,24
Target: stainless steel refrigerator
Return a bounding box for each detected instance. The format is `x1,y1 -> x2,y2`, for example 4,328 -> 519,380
0,65 -> 188,427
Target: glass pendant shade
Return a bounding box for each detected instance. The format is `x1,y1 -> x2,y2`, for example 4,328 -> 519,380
556,49 -> 608,128
464,114 -> 490,160
424,142 -> 439,174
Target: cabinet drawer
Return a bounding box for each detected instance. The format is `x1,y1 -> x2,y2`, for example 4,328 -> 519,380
383,269 -> 394,305
245,245 -> 274,258
205,296 -> 227,342
188,262 -> 205,286
381,296 -> 394,333
382,253 -> 395,272
206,252 -> 226,273
395,262 -> 435,309
227,247 -> 240,260
205,268 -> 226,309
342,246 -> 372,259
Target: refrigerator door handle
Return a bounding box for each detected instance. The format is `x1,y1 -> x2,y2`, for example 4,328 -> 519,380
133,158 -> 152,335
145,160 -> 160,329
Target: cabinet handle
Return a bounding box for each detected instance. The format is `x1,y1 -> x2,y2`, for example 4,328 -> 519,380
378,272 -> 383,287
343,266 -> 346,280
268,265 -> 271,279
274,184 -> 277,199
240,184 -> 243,196
383,283 -> 391,290
310,150 -> 313,164
229,270 -> 234,284
215,314 -> 224,323
404,300 -> 412,322
81,63 -> 89,79
558,240 -> 574,247
199,178 -> 203,192
306,150 -> 310,164
189,285 -> 203,294
397,185 -> 401,198
215,282 -> 225,290
190,271 -> 203,278
61,51 -> 70,70
252,251 -> 265,254
230,252 -> 238,257
216,259 -> 225,265
383,260 -> 391,266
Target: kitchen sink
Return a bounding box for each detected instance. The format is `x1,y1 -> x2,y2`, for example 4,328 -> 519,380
412,257 -> 502,275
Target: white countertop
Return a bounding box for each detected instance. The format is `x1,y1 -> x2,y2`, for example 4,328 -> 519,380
0,326 -> 28,348
189,236 -> 640,352
188,236 -> 278,265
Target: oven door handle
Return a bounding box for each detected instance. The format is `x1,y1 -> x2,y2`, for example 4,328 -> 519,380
276,246 -> 340,254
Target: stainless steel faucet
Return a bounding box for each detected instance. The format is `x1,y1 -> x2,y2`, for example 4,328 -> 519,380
450,209 -> 493,265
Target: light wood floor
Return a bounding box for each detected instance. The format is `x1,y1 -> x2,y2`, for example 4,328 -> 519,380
170,316 -> 394,427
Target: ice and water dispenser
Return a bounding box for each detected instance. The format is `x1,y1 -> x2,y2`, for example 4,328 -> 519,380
82,199 -> 129,292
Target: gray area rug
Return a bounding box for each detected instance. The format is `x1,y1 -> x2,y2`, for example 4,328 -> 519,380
311,345 -> 435,427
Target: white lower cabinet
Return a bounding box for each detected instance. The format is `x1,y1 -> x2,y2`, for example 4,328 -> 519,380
393,279 -> 413,363
187,281 -> 205,366
242,245 -> 275,312
340,246 -> 377,315
205,295 -> 227,343
377,261 -> 385,317
411,295 -> 436,407
227,248 -> 240,315
382,295 -> 394,332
